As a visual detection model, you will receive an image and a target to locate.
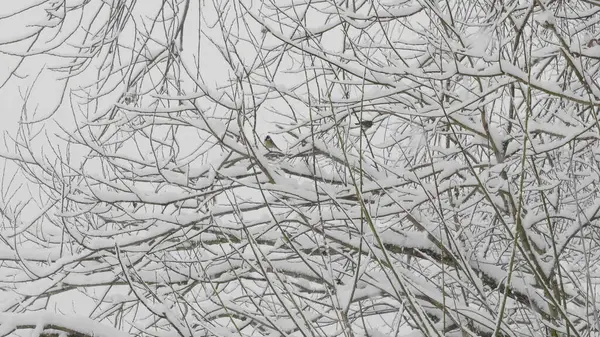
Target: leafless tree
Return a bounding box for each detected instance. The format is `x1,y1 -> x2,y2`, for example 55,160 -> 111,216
1,0 -> 600,337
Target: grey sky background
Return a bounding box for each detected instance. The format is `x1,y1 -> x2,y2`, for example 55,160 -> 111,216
1,1 -> 581,336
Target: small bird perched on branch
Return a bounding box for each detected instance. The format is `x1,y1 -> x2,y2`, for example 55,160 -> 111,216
264,135 -> 282,151
355,120 -> 373,130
